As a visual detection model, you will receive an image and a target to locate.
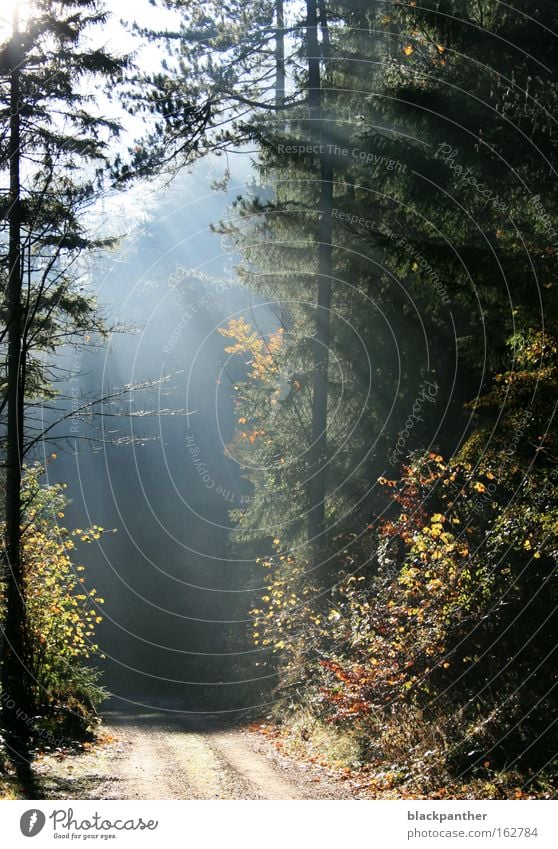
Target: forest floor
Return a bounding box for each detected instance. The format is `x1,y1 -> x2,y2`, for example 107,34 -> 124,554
25,704 -> 355,800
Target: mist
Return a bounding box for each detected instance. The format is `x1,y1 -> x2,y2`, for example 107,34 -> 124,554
45,159 -> 276,713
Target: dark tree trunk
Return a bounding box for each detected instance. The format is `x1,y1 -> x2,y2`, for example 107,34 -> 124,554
276,0 -> 286,106
2,8 -> 33,771
306,0 -> 333,558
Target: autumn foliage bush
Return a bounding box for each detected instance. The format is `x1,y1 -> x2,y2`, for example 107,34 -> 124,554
252,332 -> 558,791
1,464 -> 108,744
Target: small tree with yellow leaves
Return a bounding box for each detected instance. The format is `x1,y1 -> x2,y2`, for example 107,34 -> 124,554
1,464 -> 109,741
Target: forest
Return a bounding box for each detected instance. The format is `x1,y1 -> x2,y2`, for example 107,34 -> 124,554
0,0 -> 557,802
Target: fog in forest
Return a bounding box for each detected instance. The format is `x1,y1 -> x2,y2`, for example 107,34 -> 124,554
45,159 -> 275,712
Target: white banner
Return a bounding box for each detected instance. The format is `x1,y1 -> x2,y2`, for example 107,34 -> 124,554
1,800 -> 556,849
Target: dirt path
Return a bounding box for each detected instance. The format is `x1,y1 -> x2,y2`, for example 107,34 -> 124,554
33,706 -> 352,800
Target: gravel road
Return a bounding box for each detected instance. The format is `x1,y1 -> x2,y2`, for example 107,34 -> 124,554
34,704 -> 352,800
